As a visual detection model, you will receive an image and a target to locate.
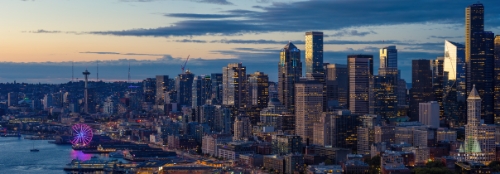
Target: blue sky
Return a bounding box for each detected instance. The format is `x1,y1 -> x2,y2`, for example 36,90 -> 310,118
1,0 -> 499,83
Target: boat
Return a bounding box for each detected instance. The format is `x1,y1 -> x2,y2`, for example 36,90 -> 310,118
30,142 -> 39,152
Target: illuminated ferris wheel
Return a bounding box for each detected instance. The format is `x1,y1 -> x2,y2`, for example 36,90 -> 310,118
71,123 -> 93,146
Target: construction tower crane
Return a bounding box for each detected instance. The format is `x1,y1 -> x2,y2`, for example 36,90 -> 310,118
181,55 -> 190,73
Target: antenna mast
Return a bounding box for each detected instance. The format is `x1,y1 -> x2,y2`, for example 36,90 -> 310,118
72,61 -> 74,82
97,60 -> 99,81
128,61 -> 131,84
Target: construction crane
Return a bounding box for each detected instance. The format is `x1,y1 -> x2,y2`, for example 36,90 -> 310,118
181,55 -> 190,73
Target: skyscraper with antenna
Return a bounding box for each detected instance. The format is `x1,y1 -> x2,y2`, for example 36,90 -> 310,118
83,69 -> 90,114
96,60 -> 99,81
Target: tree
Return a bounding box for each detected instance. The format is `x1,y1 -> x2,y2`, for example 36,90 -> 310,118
489,161 -> 500,172
324,159 -> 333,165
366,155 -> 380,174
413,161 -> 453,174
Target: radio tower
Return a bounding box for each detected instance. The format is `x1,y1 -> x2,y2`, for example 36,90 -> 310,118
128,61 -> 131,84
72,61 -> 74,82
96,60 -> 99,81
83,69 -> 90,114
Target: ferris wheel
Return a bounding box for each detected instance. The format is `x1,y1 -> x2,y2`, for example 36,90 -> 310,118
71,123 -> 93,146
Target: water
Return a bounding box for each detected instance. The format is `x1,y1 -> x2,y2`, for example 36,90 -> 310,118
0,137 -> 106,174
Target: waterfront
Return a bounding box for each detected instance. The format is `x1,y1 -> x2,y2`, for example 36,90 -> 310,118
0,136 -> 107,174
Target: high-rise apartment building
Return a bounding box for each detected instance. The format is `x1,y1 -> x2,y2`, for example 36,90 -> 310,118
248,71 -> 269,109
409,60 -> 434,121
176,71 -> 194,107
324,64 -> 348,109
419,101 -> 440,128
155,75 -> 169,104
348,55 -> 373,114
380,46 -> 398,69
295,80 -> 323,143
278,42 -> 302,114
192,75 -> 211,108
8,92 -> 17,107
222,63 -> 247,110
233,114 -> 252,141
443,40 -> 466,127
305,31 -> 323,74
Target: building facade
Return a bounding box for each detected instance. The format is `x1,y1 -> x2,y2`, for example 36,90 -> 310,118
348,55 -> 373,114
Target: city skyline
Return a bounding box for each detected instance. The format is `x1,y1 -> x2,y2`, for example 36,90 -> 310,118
1,0 -> 500,83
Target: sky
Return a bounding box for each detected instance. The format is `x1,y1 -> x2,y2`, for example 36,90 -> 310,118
1,0 -> 499,84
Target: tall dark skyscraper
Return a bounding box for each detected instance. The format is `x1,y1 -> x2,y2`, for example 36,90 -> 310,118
468,31 -> 495,124
176,71 -> 194,107
210,73 -> 223,105
380,46 -> 398,69
465,3 -> 484,64
371,69 -> 398,120
465,2 -> 496,124
155,75 -> 169,104
278,42 -> 302,114
143,78 -> 156,103
324,63 -> 348,110
410,60 -> 434,121
495,36 -> 500,123
432,57 -> 444,122
348,55 -> 373,115
305,31 -> 324,75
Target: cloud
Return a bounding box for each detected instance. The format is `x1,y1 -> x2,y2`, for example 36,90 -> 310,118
329,30 -> 377,37
79,51 -> 120,55
29,30 -> 61,33
427,35 -> 464,40
80,0 -> 500,37
172,39 -> 207,43
164,13 -> 238,19
120,0 -> 233,5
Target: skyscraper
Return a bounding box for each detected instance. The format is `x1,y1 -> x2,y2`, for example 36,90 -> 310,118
278,42 -> 302,114
295,80 -> 323,143
468,31 -> 495,124
443,40 -> 466,127
465,2 -> 495,124
210,73 -> 223,105
247,71 -> 269,109
222,63 -> 247,110
409,60 -> 434,121
370,71 -> 398,119
305,31 -> 324,74
432,57 -> 444,120
176,71 -> 194,107
155,75 -> 169,104
380,46 -> 397,69
143,78 -> 156,103
465,3 -> 484,64
495,36 -> 500,123
348,55 -> 373,115
192,75 -> 211,108
464,85 -> 496,164
324,64 -> 348,110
